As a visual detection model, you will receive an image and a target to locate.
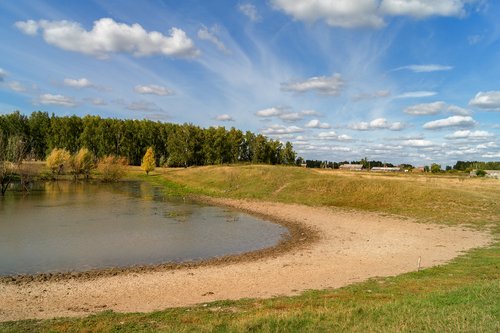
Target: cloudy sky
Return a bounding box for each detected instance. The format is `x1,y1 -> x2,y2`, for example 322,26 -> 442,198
1,0 -> 499,165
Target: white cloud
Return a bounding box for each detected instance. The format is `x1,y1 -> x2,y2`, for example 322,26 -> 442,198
38,94 -> 77,107
402,139 -> 434,147
6,81 -> 27,92
380,0 -> 468,18
279,112 -> 303,122
350,118 -> 404,131
469,91 -> 500,111
300,109 -> 322,116
405,101 -> 471,116
14,20 -> 38,35
482,152 -> 500,158
63,78 -> 94,89
281,74 -> 344,96
423,115 -> 477,129
238,3 -> 261,22
215,114 -> 234,121
318,131 -> 352,141
15,18 -> 199,59
198,25 -> 229,53
261,124 -> 304,135
445,130 -> 494,140
134,84 -> 174,96
271,0 -> 384,28
447,105 -> 470,116
405,101 -> 446,115
395,91 -> 437,99
305,119 -> 331,129
271,0 -> 476,29
255,107 -> 285,117
395,64 -> 453,72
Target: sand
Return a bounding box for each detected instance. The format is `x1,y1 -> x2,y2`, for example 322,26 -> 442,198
0,198 -> 492,322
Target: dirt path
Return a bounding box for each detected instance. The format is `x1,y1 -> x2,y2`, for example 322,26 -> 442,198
0,199 -> 491,322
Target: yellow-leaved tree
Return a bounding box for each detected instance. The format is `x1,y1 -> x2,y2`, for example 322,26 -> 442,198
141,147 -> 155,175
46,148 -> 71,177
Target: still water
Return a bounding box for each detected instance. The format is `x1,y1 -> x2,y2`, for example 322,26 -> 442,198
0,181 -> 287,275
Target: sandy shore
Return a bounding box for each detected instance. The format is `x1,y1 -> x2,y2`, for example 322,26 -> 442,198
0,198 -> 492,322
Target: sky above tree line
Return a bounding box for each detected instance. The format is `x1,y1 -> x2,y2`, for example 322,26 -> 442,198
0,0 -> 499,166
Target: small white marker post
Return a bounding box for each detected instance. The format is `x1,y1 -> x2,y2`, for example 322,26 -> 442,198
417,256 -> 421,271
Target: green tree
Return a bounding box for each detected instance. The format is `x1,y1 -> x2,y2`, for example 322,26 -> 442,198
141,147 -> 155,175
431,163 -> 441,173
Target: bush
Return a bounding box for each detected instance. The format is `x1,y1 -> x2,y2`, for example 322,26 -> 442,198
70,148 -> 95,180
97,155 -> 128,182
46,148 -> 71,176
476,169 -> 486,177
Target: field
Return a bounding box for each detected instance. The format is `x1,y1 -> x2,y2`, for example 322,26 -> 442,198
1,165 -> 499,332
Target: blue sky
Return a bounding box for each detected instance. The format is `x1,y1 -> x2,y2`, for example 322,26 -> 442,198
0,0 -> 499,165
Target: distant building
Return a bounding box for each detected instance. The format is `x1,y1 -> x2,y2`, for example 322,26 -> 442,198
370,167 -> 401,172
339,164 -> 363,171
413,167 -> 425,173
485,170 -> 500,179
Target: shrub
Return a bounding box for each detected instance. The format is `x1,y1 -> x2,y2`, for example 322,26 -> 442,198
97,155 -> 128,182
70,148 -> 95,180
46,148 -> 71,176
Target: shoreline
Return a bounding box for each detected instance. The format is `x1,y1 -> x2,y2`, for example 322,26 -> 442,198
0,198 -> 492,322
0,195 -> 318,285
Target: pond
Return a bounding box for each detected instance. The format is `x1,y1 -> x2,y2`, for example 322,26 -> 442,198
0,181 -> 288,276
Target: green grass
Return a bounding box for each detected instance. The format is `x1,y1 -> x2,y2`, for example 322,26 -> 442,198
1,165 -> 499,332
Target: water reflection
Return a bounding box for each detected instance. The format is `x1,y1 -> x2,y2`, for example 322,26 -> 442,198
0,181 -> 287,275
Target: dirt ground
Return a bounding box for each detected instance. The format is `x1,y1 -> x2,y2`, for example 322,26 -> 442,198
0,198 -> 491,322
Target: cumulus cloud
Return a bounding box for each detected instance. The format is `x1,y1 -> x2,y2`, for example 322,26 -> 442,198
423,115 -> 477,129
300,109 -> 322,116
271,0 -> 475,29
255,107 -> 285,117
38,94 -> 77,107
279,112 -> 303,122
305,119 -> 331,129
134,84 -> 174,96
214,114 -> 234,121
380,0 -> 468,18
318,131 -> 352,141
405,101 -> 445,115
7,81 -> 27,92
198,25 -> 229,53
469,91 -> 500,111
395,91 -> 437,99
261,124 -> 304,135
14,20 -> 38,35
405,101 -> 471,116
15,18 -> 199,59
350,118 -> 404,131
395,64 -> 453,72
281,74 -> 344,96
63,78 -> 94,89
401,139 -> 434,147
238,3 -> 261,22
271,0 -> 384,28
445,130 -> 494,140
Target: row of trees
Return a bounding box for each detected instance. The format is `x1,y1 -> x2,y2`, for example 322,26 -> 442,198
453,161 -> 500,171
0,111 -> 296,167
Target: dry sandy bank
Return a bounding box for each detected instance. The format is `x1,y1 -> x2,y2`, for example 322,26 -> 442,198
0,198 -> 491,322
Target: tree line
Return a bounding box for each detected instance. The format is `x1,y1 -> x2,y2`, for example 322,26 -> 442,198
0,111 -> 296,167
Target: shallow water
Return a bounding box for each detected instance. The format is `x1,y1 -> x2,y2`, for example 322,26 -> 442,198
0,181 -> 287,275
